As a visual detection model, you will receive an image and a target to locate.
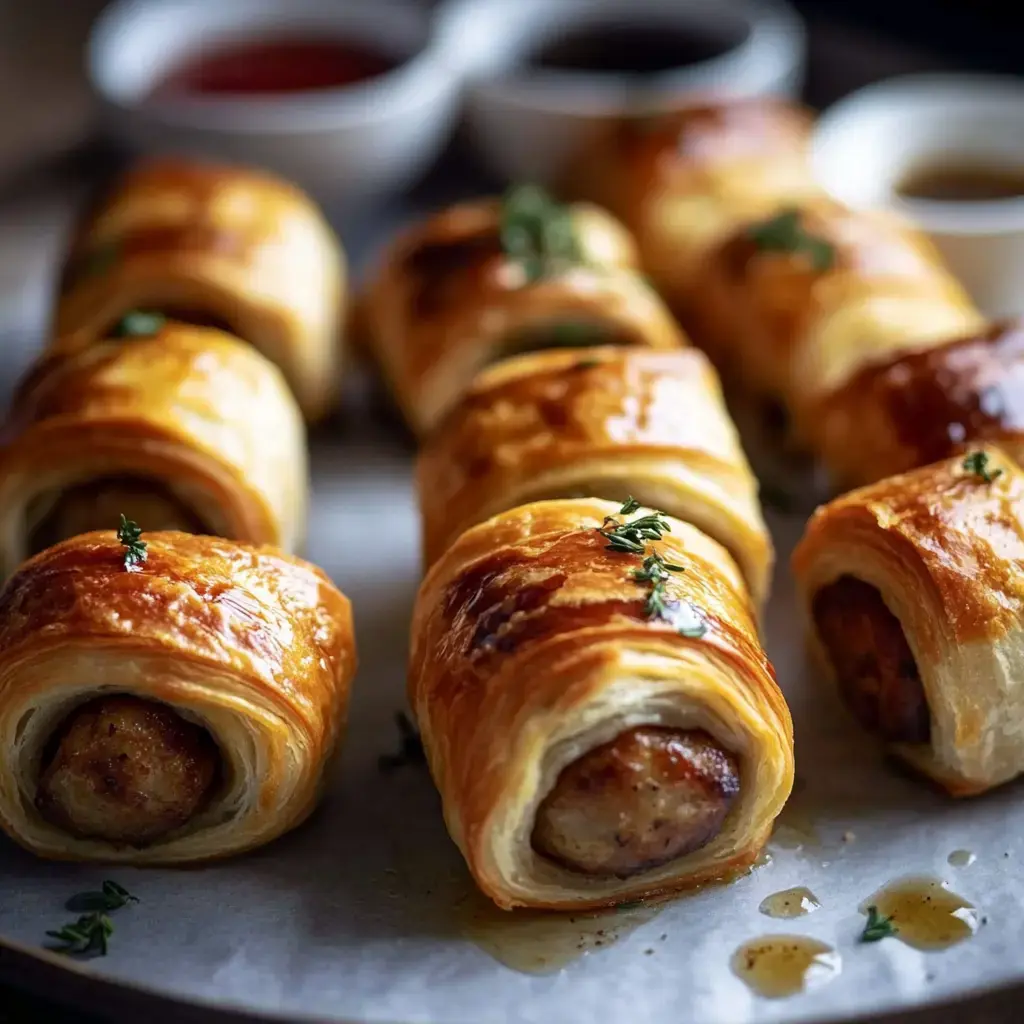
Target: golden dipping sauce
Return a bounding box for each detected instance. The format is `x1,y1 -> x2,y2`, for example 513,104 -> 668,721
859,875 -> 978,951
898,162 -> 1024,202
731,935 -> 840,999
458,892 -> 663,975
759,887 -> 821,919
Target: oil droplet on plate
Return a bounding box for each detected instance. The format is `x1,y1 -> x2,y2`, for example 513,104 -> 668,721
731,935 -> 840,998
948,849 -> 976,868
459,891 -> 664,975
759,887 -> 821,919
859,875 -> 977,950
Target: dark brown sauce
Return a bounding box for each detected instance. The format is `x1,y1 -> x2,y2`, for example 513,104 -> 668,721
899,163 -> 1024,202
150,37 -> 399,99
528,24 -> 743,74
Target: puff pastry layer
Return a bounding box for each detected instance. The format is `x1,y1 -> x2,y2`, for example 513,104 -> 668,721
361,196 -> 687,435
55,158 -> 345,422
0,530 -> 356,862
0,322 -> 306,578
568,97 -> 984,454
813,319 -> 1024,492
409,498 -> 793,909
792,447 -> 1024,795
416,347 -> 773,606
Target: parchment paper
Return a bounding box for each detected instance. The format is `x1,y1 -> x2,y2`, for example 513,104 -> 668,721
3,180 -> 1024,1024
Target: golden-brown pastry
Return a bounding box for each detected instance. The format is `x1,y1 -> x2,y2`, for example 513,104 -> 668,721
361,188 -> 688,435
687,200 -> 983,447
792,445 -> 1024,796
0,530 -> 355,862
812,319 -> 1024,492
567,97 -> 983,453
409,498 -> 793,909
54,158 -> 345,422
0,321 -> 306,579
416,347 -> 773,607
568,97 -> 821,314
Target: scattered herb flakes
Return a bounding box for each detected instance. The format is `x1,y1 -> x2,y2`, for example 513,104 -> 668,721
962,450 -> 1003,483
500,184 -> 583,284
117,515 -> 147,571
860,905 -> 898,943
747,208 -> 836,272
378,711 -> 426,773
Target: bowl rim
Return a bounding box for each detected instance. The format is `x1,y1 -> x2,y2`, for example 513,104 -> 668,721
812,72 -> 1024,236
433,0 -> 805,115
87,0 -> 458,134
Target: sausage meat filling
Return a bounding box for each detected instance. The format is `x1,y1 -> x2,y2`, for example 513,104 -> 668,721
812,575 -> 931,744
532,726 -> 740,877
28,476 -> 209,555
36,696 -> 220,846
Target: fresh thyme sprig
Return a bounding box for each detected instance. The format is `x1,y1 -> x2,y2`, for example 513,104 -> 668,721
47,880 -> 139,957
117,514 -> 147,571
860,905 -> 898,943
747,208 -> 836,272
47,913 -> 114,956
500,184 -> 582,284
66,880 -> 140,914
597,498 -> 708,638
597,497 -> 672,554
962,450 -> 1003,483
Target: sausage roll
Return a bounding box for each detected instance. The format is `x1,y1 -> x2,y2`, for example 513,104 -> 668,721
568,97 -> 983,452
568,98 -> 821,314
54,158 -> 345,422
687,200 -> 983,448
0,530 -> 355,862
792,446 -> 1024,796
813,319 -> 1024,492
416,347 -> 773,607
409,498 -> 793,909
0,321 -> 306,579
361,187 -> 687,435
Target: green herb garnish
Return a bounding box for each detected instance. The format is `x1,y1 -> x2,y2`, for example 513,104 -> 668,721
111,310 -> 166,339
747,208 -> 835,272
597,497 -> 672,555
500,184 -> 582,284
597,498 -> 707,637
962,450 -> 1003,483
66,880 -> 139,914
860,905 -> 898,943
378,711 -> 426,773
47,881 -> 138,957
116,515 -> 147,571
47,913 -> 114,956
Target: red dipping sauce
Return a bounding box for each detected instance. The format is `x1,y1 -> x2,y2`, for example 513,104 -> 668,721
151,37 -> 399,98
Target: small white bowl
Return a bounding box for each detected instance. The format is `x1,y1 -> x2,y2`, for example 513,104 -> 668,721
434,0 -> 806,186
812,74 -> 1024,319
87,0 -> 461,203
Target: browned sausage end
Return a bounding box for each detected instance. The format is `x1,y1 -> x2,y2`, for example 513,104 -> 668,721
531,726 -> 740,877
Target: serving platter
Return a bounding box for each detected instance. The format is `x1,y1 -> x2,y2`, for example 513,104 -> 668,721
2,175 -> 1024,1024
